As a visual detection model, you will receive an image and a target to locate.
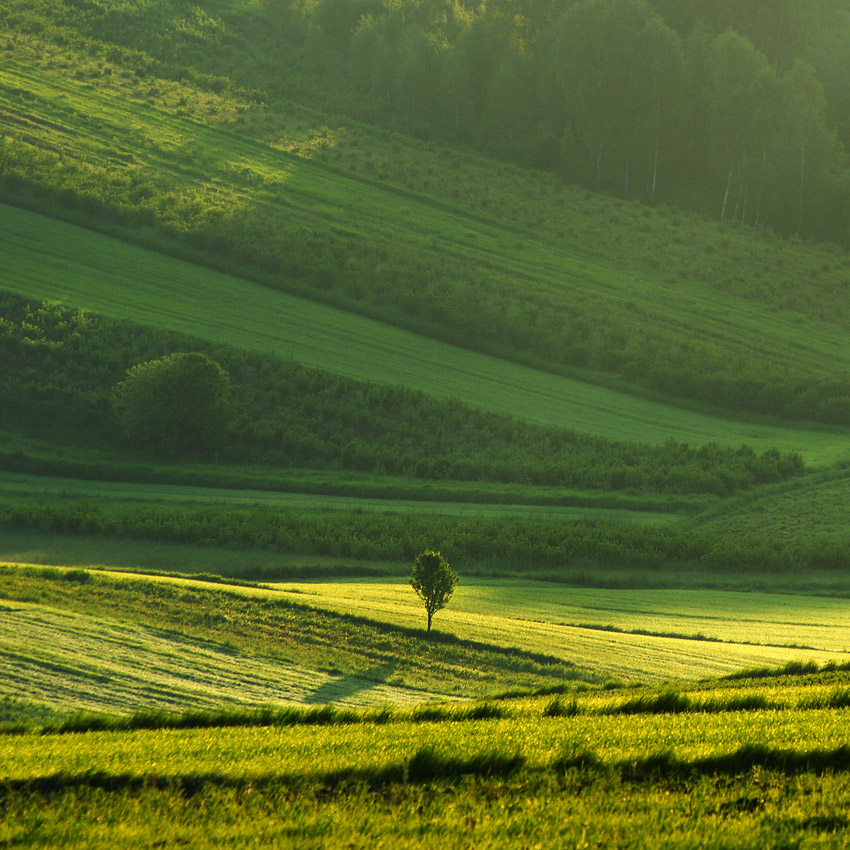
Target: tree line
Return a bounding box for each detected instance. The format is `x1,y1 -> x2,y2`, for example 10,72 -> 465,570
283,0 -> 850,242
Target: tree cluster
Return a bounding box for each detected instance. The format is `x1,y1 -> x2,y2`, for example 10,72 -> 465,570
301,0 -> 850,241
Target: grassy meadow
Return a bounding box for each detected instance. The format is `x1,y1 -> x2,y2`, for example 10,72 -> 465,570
7,662 -> 850,847
6,0 -> 850,843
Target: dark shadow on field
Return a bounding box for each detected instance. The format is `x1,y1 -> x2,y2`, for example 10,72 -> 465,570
303,664 -> 397,705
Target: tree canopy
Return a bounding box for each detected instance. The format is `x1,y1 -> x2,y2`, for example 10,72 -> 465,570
410,550 -> 459,633
298,0 -> 850,242
114,352 -> 231,458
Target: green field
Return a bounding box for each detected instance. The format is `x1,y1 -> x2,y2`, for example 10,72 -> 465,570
4,51 -> 850,383
267,578 -> 850,681
695,468 -> 850,545
3,565 -> 846,693
3,202 -> 849,464
7,1 -> 850,845
6,674 -> 850,847
5,30 -> 850,426
1,600 -> 444,714
0,471 -> 677,525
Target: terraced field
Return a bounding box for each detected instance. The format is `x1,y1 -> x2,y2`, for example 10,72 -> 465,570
3,202 -> 848,464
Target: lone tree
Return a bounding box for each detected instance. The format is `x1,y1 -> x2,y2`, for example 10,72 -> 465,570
114,351 -> 231,457
410,550 -> 459,633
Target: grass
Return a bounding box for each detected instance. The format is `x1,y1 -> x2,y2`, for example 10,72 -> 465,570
694,466 -> 850,550
4,205 -> 848,463
0,470 -> 679,525
7,678 -> 850,847
4,43 -> 850,387
0,600 -> 448,716
4,564 -> 849,691
265,578 -> 850,681
3,562 -> 850,844
0,565 -> 593,715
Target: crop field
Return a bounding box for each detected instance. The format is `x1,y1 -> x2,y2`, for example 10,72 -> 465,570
0,471 -> 676,526
4,564 -> 847,689
3,203 -> 849,465
0,565 -> 591,709
7,676 -> 850,847
4,568 -> 850,845
695,468 -> 850,548
0,600 -> 439,715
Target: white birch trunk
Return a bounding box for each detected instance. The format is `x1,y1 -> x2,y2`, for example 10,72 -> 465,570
720,161 -> 734,221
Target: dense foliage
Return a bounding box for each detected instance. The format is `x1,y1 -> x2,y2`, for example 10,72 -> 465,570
3,494 -> 845,575
4,0 -> 848,242
410,549 -> 458,632
114,352 -> 231,457
0,294 -> 804,495
322,0 -> 850,242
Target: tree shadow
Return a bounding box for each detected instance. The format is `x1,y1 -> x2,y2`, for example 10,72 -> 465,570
303,663 -> 397,705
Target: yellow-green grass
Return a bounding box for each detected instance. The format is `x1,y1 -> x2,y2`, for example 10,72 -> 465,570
0,600 -> 439,716
80,570 -> 850,682
0,565 -> 588,708
5,704 -> 850,849
2,202 -> 848,464
4,54 -> 850,387
0,471 -> 677,525
4,699 -> 850,782
268,578 -> 850,681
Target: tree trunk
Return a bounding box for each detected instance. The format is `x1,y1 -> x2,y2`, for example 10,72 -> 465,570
427,610 -> 432,632
798,140 -> 806,234
649,144 -> 659,203
720,160 -> 734,221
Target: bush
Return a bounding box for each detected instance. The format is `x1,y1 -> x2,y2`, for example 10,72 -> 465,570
113,352 -> 231,457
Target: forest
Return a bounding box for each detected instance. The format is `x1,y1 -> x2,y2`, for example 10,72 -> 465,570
293,0 -> 850,242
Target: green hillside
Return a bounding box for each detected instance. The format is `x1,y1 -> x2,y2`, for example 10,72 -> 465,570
8,1 -> 850,845
2,202 -> 847,461
4,17 -> 850,425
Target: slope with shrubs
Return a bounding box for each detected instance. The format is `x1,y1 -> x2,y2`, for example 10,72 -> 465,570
0,293 -> 805,495
3,9 -> 850,425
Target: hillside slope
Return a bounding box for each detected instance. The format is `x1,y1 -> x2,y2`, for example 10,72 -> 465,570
3,25 -> 850,424
3,203 -> 848,465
